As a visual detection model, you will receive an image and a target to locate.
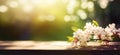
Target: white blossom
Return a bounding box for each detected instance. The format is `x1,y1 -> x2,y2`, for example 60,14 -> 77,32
72,22 -> 120,46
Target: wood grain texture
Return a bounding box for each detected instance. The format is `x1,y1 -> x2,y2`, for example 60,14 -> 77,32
0,41 -> 119,50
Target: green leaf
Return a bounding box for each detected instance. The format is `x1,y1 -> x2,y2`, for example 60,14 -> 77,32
67,36 -> 74,42
71,26 -> 79,32
97,40 -> 102,43
92,20 -> 99,26
90,34 -> 94,41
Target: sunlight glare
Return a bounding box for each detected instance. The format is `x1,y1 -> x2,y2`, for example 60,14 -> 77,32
62,0 -> 69,3
22,5 -> 33,13
69,0 -> 77,7
87,1 -> 94,12
77,10 -> 87,20
7,1 -> 18,8
81,0 -> 88,9
66,0 -> 77,14
18,0 -> 29,5
67,5 -> 74,14
31,0 -> 41,5
47,0 -> 56,5
81,2 -> 88,9
0,5 -> 8,13
64,15 -> 71,22
98,0 -> 109,9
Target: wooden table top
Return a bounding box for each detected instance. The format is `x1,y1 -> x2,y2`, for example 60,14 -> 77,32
0,41 -> 120,50
0,41 -> 71,50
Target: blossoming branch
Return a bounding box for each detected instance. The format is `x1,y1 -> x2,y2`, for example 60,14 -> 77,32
68,20 -> 120,47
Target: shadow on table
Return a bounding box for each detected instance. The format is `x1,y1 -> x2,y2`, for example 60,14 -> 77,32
67,45 -> 120,50
0,41 -> 14,49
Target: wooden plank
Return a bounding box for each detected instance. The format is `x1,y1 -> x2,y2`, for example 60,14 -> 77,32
0,41 -> 71,50
0,41 -> 120,50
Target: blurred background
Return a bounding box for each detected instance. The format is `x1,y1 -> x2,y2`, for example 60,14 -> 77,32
0,0 -> 120,41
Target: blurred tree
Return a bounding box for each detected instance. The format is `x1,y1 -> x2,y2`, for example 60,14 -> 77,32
107,0 -> 120,28
0,0 -> 120,41
94,0 -> 110,28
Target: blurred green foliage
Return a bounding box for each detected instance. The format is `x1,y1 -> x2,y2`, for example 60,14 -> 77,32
0,0 -> 119,41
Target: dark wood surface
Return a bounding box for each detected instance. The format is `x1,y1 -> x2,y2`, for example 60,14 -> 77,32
0,41 -> 120,50
0,41 -> 71,50
0,41 -> 119,55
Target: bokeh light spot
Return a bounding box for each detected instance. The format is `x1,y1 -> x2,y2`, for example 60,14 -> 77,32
7,1 -> 18,8
77,10 -> 87,20
81,2 -> 88,9
64,15 -> 71,22
87,1 -> 94,12
22,5 -> 33,13
98,0 -> 109,9
0,5 -> 8,13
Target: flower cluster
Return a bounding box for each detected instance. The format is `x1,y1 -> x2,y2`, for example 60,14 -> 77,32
71,20 -> 120,46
